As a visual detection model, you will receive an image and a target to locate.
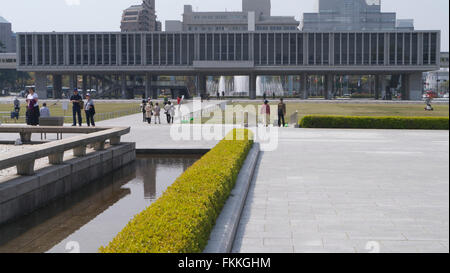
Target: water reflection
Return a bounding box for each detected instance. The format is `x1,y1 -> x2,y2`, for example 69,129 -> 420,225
0,155 -> 199,253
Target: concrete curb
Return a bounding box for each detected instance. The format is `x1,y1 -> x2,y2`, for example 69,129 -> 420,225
203,142 -> 260,253
136,149 -> 210,155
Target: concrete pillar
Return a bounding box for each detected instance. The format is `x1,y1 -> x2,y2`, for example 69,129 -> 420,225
375,75 -> 381,100
197,74 -> 207,96
145,74 -> 152,99
35,72 -> 47,99
69,74 -> 77,91
249,74 -> 257,100
407,72 -> 423,101
300,74 -> 308,99
380,75 -> 387,100
53,74 -> 62,99
324,74 -> 333,100
401,74 -> 408,101
121,74 -> 127,99
17,160 -> 35,176
82,75 -> 88,95
152,75 -> 158,99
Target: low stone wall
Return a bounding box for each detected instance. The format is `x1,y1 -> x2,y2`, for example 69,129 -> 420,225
0,142 -> 136,225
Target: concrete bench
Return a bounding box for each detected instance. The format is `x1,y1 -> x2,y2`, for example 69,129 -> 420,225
0,126 -> 130,175
0,125 -> 105,143
39,117 -> 65,140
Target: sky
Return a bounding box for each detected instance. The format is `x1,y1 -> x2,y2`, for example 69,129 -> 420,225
0,0 -> 448,50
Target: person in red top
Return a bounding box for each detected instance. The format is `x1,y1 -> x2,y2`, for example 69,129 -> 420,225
260,100 -> 271,127
177,96 -> 181,105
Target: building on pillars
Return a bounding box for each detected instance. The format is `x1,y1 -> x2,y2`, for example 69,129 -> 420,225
16,30 -> 440,100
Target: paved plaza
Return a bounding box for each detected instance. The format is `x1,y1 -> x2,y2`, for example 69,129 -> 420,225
0,105 -> 448,253
101,114 -> 449,253
233,129 -> 449,253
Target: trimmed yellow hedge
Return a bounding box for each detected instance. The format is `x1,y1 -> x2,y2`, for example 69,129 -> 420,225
299,115 -> 449,130
99,129 -> 253,253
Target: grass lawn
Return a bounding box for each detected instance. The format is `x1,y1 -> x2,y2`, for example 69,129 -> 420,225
0,101 -> 141,124
201,102 -> 449,124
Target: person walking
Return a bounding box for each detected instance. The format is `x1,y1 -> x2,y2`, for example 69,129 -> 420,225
84,93 -> 96,127
164,101 -> 174,124
260,100 -> 271,127
140,99 -> 147,122
13,97 -> 21,120
277,98 -> 286,127
263,92 -> 267,101
153,102 -> 161,124
169,101 -> 175,124
145,102 -> 153,124
40,102 -> 51,118
26,88 -> 39,126
70,89 -> 83,126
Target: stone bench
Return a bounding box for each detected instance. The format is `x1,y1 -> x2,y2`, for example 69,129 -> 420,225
39,117 -> 65,140
0,126 -> 130,175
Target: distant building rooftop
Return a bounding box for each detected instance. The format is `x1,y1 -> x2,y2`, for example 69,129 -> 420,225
0,16 -> 11,24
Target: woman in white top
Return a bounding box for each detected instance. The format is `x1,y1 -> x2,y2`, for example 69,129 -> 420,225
26,88 -> 39,126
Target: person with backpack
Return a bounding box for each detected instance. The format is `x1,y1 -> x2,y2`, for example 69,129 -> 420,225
84,93 -> 96,127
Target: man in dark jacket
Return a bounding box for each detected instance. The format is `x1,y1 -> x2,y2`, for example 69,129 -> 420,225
277,98 -> 287,127
70,89 -> 83,126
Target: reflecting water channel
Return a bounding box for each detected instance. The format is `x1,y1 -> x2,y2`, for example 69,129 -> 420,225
0,155 -> 199,253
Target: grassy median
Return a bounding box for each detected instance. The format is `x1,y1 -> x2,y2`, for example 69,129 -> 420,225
0,101 -> 141,124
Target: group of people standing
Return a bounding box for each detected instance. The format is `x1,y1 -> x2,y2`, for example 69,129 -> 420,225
19,87 -> 96,127
260,98 -> 287,127
70,88 -> 96,127
141,98 -> 176,125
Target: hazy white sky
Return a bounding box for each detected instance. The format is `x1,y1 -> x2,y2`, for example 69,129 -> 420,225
0,0 -> 448,50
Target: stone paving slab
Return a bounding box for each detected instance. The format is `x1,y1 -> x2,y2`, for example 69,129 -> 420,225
233,128 -> 449,253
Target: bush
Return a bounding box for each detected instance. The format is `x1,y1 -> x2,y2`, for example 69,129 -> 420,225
99,129 -> 253,253
299,115 -> 449,130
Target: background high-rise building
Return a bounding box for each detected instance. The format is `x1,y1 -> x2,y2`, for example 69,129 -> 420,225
0,16 -> 16,53
121,0 -> 161,32
167,0 -> 299,32
302,0 -> 414,31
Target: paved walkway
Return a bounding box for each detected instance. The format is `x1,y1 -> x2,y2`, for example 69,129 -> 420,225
97,100 -> 223,149
0,100 -> 224,149
233,128 -> 449,253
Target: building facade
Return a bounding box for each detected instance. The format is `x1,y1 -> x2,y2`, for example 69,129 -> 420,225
302,0 -> 413,31
0,16 -> 16,53
16,30 -> 440,100
121,0 -> 161,32
177,0 -> 299,32
0,53 -> 17,70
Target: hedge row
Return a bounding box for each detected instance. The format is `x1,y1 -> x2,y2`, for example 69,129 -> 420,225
99,129 -> 253,253
299,115 -> 449,130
